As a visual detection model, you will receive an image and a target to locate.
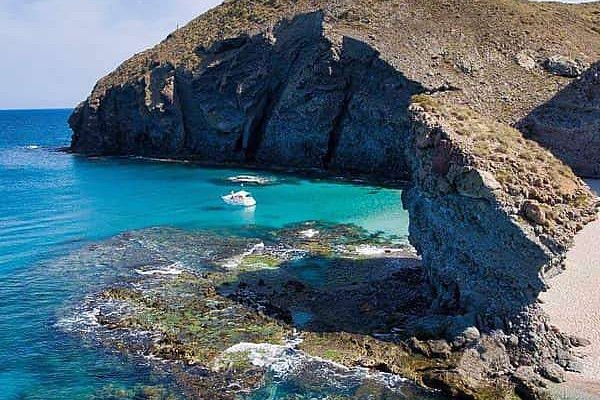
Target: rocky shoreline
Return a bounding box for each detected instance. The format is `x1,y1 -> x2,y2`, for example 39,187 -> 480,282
66,0 -> 600,398
54,221 -> 593,399
57,224 -> 445,399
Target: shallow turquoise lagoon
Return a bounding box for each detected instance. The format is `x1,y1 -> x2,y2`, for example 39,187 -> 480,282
0,109 -> 412,399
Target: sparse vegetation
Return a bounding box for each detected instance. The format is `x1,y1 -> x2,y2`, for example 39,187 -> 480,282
410,95 -> 597,241
88,0 -> 600,129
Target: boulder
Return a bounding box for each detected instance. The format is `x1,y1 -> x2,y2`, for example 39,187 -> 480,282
454,168 -> 501,199
516,51 -> 537,71
540,363 -> 566,383
523,201 -> 547,226
569,335 -> 592,348
513,366 -> 551,400
543,56 -> 587,78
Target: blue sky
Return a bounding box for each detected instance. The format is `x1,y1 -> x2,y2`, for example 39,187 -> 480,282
0,0 -> 594,109
0,0 -> 222,109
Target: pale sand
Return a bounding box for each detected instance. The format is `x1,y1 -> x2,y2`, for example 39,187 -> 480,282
541,180 -> 600,399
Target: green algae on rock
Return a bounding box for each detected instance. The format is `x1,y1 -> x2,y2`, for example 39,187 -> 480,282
64,1 -> 600,398
88,384 -> 182,400
58,225 -> 448,399
57,217 -> 600,399
99,272 -> 288,364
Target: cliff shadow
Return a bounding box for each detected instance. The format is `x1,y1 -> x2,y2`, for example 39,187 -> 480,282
216,253 -> 437,338
215,190 -> 564,346
518,61 -> 600,178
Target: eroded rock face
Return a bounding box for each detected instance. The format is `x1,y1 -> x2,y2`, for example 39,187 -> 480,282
70,63 -> 186,156
70,0 -> 600,179
403,96 -> 598,328
520,62 -> 600,178
70,12 -> 424,180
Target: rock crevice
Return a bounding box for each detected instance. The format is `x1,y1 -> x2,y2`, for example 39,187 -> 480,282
69,12 -> 426,179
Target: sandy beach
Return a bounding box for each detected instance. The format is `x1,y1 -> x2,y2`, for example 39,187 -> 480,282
542,180 -> 600,399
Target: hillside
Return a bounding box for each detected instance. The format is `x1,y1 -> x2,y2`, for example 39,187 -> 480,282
78,0 -> 600,120
70,0 -> 600,177
67,1 -> 600,398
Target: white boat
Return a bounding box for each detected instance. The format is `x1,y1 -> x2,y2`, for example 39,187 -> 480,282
222,190 -> 257,207
227,175 -> 271,185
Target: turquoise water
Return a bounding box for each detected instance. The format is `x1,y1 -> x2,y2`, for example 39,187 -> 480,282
0,109 -> 411,399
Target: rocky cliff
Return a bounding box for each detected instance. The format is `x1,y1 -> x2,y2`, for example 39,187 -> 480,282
400,96 -> 598,399
69,10 -> 427,179
404,95 -> 597,327
69,0 -> 600,397
70,0 -> 600,177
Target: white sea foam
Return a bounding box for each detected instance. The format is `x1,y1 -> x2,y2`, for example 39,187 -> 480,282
135,261 -> 184,276
219,337 -> 409,390
25,145 -> 40,150
354,244 -> 408,256
299,228 -> 319,238
133,156 -> 190,164
223,342 -> 291,368
55,306 -> 100,332
221,242 -> 265,269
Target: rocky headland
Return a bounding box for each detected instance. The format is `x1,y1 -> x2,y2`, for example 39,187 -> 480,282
68,0 -> 600,398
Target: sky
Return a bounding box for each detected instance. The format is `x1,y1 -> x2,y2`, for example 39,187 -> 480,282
0,0 -> 595,109
0,0 -> 222,109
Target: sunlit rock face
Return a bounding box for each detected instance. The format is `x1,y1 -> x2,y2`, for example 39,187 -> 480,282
403,96 -> 597,329
69,12 -> 424,180
67,1 -> 600,397
70,0 -> 600,180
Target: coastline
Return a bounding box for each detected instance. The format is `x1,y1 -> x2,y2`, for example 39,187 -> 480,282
542,180 -> 600,399
63,149 -> 412,190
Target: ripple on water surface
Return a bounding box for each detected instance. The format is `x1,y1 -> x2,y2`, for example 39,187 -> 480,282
0,109 -> 414,399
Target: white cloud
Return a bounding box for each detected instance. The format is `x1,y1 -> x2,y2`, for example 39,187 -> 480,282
0,0 -> 222,109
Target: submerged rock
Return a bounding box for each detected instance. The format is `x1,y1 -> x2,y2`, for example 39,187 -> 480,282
63,0 -> 600,396
58,225 -> 447,399
55,221 -> 600,399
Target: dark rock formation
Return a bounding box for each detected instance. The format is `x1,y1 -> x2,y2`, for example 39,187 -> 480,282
68,0 -> 600,397
70,12 -> 425,180
402,96 -> 597,399
520,62 -> 600,178
70,0 -> 600,174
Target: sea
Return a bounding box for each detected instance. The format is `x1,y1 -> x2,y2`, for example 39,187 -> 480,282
0,109 -> 420,399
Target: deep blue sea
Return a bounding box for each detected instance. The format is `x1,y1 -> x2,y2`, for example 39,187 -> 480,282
0,109 -> 415,399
